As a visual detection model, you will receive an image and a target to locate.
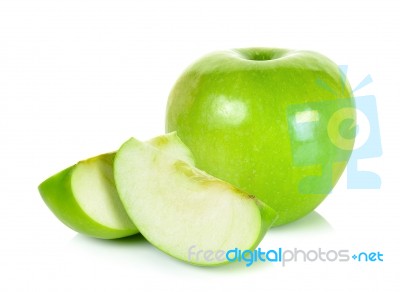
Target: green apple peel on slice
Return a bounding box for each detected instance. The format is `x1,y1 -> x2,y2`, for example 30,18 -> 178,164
39,153 -> 136,239
114,137 -> 277,265
38,132 -> 194,239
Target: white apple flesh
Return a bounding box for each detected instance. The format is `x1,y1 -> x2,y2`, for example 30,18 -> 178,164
114,136 -> 277,265
72,153 -> 137,234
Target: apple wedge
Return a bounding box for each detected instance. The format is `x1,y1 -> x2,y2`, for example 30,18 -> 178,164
114,137 -> 277,265
38,132 -> 194,239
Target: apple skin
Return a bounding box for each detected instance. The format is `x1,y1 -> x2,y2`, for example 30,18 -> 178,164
166,48 -> 356,226
39,153 -> 138,239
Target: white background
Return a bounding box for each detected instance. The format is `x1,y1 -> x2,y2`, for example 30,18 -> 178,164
1,0 -> 399,291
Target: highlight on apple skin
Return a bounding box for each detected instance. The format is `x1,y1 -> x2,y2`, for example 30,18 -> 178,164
166,47 -> 356,226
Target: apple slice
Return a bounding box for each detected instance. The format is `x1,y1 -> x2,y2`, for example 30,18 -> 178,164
114,137 -> 277,265
39,132 -> 194,239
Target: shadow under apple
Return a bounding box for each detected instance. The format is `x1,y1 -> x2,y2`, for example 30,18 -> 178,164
67,211 -> 332,273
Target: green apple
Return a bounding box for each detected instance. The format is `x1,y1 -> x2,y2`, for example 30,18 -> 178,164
114,136 -> 277,265
38,132 -> 194,239
166,48 -> 356,226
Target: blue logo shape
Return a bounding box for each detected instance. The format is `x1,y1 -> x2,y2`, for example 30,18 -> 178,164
347,95 -> 382,189
287,66 -> 382,193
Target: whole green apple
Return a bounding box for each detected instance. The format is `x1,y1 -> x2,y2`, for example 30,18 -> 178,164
166,48 -> 356,226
